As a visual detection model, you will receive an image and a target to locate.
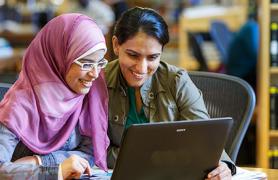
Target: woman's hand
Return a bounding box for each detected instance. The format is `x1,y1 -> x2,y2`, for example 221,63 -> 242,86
205,161 -> 232,180
60,155 -> 92,179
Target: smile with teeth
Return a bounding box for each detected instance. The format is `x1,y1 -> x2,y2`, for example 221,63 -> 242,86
79,79 -> 92,87
131,71 -> 145,79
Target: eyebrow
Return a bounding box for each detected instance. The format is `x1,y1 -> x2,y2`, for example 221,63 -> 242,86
125,49 -> 161,57
79,58 -> 102,63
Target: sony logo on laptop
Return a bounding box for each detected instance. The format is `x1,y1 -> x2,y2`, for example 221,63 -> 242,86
176,128 -> 186,132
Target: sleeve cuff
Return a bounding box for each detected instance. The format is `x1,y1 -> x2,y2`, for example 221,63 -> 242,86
41,154 -> 57,166
33,155 -> 42,166
222,160 -> 237,175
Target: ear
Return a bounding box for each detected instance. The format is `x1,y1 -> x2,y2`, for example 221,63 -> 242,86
112,36 -> 119,56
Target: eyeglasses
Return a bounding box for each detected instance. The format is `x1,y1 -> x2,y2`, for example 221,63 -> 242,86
74,58 -> 108,71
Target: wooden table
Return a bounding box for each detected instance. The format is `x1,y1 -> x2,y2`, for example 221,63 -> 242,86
178,5 -> 247,70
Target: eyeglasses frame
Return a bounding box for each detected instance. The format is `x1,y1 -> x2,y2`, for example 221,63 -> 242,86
74,58 -> 108,71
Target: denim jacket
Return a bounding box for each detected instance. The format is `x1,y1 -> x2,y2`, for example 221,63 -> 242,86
105,60 -> 236,174
0,123 -> 94,179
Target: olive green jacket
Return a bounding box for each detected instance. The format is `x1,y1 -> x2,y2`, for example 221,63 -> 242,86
104,60 -> 235,174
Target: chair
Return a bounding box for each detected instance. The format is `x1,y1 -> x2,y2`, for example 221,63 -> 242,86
188,71 -> 256,163
188,32 -> 225,73
188,32 -> 209,71
0,72 -> 18,84
0,82 -> 12,100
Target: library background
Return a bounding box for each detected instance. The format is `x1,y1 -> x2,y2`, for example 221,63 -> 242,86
0,0 -> 276,169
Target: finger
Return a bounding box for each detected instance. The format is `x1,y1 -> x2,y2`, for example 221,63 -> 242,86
70,171 -> 83,179
207,174 -> 230,180
72,162 -> 86,179
78,159 -> 91,176
205,176 -> 219,180
83,160 -> 92,176
207,163 -> 226,178
207,167 -> 221,178
79,158 -> 92,174
207,164 -> 231,179
69,155 -> 92,178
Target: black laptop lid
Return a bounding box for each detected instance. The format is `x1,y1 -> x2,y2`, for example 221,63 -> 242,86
111,117 -> 233,180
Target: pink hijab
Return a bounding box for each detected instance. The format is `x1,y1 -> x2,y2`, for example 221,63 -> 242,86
0,14 -> 109,170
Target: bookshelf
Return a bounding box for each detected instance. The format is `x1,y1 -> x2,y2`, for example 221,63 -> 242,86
256,0 -> 278,168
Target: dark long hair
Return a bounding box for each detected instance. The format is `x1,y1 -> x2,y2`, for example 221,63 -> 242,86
113,7 -> 169,48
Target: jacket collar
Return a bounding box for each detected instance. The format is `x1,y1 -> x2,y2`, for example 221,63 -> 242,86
105,60 -> 122,89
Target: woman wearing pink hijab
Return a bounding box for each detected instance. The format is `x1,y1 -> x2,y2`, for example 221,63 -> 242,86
0,13 -> 109,179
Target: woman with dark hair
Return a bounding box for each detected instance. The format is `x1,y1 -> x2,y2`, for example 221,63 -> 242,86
105,7 -> 235,179
0,13 -> 109,179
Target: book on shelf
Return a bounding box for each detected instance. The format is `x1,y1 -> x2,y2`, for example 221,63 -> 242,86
270,22 -> 278,67
269,147 -> 278,169
270,86 -> 278,129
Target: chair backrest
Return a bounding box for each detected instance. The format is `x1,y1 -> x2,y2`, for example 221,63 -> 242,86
188,71 -> 256,162
0,72 -> 18,84
0,83 -> 12,100
210,20 -> 233,65
188,32 -> 209,71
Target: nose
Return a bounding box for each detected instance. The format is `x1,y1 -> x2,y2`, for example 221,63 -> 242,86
135,58 -> 148,73
87,66 -> 99,80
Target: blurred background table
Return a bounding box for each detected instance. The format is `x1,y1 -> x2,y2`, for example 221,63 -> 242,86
0,22 -> 35,47
178,5 -> 247,70
0,23 -> 35,83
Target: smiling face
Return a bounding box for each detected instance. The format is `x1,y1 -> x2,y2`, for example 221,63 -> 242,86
65,49 -> 106,94
113,31 -> 162,88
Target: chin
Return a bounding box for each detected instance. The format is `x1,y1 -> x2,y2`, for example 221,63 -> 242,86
79,88 -> 90,95
128,81 -> 144,88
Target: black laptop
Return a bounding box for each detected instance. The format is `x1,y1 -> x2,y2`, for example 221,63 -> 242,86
110,117 -> 233,180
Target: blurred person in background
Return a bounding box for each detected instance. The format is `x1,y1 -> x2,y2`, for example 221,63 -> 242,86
104,0 -> 128,21
71,0 -> 115,35
226,0 -> 259,92
0,0 -> 22,22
